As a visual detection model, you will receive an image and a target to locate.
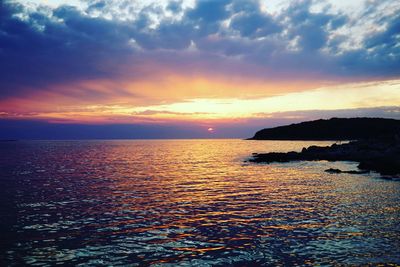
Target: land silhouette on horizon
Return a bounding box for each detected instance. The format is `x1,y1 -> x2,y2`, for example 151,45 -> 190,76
249,117 -> 400,176
249,117 -> 400,140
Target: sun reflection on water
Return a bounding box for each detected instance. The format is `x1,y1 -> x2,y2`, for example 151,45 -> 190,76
0,140 -> 399,266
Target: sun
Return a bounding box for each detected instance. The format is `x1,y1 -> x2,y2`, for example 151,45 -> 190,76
207,127 -> 214,133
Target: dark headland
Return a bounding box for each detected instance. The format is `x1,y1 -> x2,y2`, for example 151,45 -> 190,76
248,118 -> 400,176
249,117 -> 400,140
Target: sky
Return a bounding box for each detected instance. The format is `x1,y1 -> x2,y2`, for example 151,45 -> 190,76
0,0 -> 399,139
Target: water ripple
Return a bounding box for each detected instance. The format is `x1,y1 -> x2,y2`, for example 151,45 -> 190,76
0,140 -> 399,266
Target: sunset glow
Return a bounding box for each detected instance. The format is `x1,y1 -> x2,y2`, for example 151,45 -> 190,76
2,1 -> 400,264
0,0 -> 399,138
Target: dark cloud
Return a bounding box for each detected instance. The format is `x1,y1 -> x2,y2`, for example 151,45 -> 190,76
1,106 -> 399,139
230,0 -> 281,38
0,119 -> 222,139
167,1 -> 183,13
364,13 -> 400,50
133,20 -> 193,50
334,12 -> 400,77
0,0 -> 399,101
0,2 -> 138,98
187,0 -> 231,23
284,1 -> 342,51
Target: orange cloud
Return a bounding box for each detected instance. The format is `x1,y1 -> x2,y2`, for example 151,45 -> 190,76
1,71 -> 398,124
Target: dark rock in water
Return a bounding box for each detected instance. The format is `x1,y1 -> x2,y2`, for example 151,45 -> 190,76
325,168 -> 370,174
357,159 -> 400,176
250,152 -> 301,163
250,134 -> 400,176
325,168 -> 343,174
249,118 -> 400,140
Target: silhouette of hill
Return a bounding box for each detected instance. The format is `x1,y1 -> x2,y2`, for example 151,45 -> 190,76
249,118 -> 400,140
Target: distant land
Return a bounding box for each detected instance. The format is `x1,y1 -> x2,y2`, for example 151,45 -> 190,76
249,118 -> 400,176
249,117 -> 400,140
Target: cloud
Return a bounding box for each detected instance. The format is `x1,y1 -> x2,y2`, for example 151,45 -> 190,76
230,0 -> 281,38
132,110 -> 211,116
0,2 -> 139,98
0,0 -> 399,106
254,106 -> 400,121
1,106 -> 399,139
166,1 -> 183,13
187,0 -> 231,23
0,119 -> 224,139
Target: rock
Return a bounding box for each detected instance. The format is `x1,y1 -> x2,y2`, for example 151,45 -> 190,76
325,168 -> 343,173
250,135 -> 400,176
325,168 -> 370,174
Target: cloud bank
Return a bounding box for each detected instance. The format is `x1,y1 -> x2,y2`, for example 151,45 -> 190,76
0,0 -> 399,101
0,0 -> 399,138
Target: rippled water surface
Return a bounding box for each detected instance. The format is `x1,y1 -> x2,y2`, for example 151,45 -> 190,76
1,140 -> 399,266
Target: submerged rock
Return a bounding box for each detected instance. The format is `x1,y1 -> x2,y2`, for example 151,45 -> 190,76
325,168 -> 370,174
325,168 -> 342,174
250,135 -> 400,176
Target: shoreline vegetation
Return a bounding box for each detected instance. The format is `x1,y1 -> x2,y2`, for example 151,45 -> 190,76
248,118 -> 400,177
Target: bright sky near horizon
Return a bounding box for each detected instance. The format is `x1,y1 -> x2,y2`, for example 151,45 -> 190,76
0,0 -> 399,138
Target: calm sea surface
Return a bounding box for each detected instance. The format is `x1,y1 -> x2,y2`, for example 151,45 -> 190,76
1,140 -> 399,266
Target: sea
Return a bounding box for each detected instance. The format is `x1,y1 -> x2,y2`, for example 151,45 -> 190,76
1,139 -> 399,266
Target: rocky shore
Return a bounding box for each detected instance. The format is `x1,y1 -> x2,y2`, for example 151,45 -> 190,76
249,135 -> 400,176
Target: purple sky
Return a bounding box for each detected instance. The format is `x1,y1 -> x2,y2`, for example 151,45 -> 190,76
0,0 -> 399,139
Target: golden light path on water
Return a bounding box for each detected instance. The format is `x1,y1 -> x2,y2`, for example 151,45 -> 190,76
1,139 -> 400,265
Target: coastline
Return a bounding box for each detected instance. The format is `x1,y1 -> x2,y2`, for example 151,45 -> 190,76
249,136 -> 400,177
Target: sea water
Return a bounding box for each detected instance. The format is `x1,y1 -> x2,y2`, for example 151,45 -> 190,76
1,140 -> 399,266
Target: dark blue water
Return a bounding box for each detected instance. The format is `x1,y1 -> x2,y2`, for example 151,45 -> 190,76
1,140 -> 399,266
